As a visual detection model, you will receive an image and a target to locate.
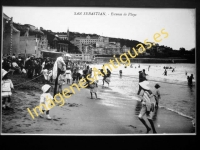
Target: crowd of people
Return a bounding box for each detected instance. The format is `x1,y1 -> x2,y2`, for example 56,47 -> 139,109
2,54 -> 96,84
1,54 -> 112,110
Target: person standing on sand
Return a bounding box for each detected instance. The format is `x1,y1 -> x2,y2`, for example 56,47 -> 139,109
1,69 -> 14,110
52,55 -> 66,96
187,74 -> 194,86
101,69 -> 109,86
90,80 -> 98,99
138,81 -> 157,134
58,71 -> 67,94
72,69 -> 77,84
39,84 -> 53,120
65,67 -> 72,84
153,83 -> 161,108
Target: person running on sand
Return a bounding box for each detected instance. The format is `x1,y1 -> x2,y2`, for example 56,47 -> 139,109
138,81 -> 157,134
90,80 -> 98,99
1,69 -> 14,110
39,84 -> 53,120
153,83 -> 161,108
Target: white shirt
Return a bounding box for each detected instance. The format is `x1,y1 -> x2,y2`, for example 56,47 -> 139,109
40,93 -> 53,110
12,62 -> 18,67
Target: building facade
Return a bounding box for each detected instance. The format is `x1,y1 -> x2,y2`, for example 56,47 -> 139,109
3,14 -> 21,56
19,35 -> 41,57
39,35 -> 48,50
56,28 -> 70,40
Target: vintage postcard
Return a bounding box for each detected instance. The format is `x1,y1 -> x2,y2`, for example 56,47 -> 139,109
1,7 -> 196,135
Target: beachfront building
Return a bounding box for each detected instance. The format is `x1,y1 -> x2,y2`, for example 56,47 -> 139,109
104,42 -> 121,55
3,13 -> 45,58
3,14 -> 20,56
56,28 -> 70,40
39,35 -> 48,50
57,43 -> 68,52
71,35 -> 109,52
122,45 -> 130,53
73,35 -> 109,45
19,35 -> 41,57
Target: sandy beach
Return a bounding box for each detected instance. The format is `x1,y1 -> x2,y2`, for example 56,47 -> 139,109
2,71 -> 195,134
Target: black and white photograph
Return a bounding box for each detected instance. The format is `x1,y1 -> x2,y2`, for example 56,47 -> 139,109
1,6 -> 196,135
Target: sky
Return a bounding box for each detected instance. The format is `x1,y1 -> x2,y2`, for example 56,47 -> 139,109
3,7 -> 195,50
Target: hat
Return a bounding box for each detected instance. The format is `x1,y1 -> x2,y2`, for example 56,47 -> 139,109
155,83 -> 160,88
139,81 -> 150,90
2,69 -> 8,78
41,84 -> 51,93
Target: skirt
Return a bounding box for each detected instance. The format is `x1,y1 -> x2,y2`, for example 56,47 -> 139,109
90,87 -> 97,93
65,74 -> 72,79
1,91 -> 12,97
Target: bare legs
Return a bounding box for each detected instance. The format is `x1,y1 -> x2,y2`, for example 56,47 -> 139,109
139,117 -> 151,133
90,92 -> 97,99
138,117 -> 157,133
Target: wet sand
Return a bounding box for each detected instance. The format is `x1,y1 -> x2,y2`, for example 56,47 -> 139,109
2,82 -> 194,134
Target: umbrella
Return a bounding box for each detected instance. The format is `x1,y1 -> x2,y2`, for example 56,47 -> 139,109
64,53 -> 71,57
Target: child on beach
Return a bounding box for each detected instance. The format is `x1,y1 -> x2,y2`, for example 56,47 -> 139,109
39,84 -> 53,120
72,69 -> 77,84
138,81 -> 157,133
58,71 -> 66,94
90,80 -> 98,99
1,69 -> 14,110
65,67 -> 72,84
153,83 -> 161,108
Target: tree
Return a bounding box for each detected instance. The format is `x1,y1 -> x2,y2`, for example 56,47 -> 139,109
179,47 -> 186,56
190,48 -> 195,54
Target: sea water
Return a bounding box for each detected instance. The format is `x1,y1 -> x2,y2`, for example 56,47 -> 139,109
90,63 -> 196,120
